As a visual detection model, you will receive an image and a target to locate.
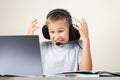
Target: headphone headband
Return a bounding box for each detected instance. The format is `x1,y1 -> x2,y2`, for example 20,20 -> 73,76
46,9 -> 71,19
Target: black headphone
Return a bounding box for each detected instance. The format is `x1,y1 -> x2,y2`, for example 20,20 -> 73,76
42,8 -> 80,41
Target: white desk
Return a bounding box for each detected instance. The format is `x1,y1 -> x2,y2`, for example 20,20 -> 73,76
0,77 -> 120,80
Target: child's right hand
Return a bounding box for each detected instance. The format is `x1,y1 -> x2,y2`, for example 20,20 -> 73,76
28,19 -> 39,35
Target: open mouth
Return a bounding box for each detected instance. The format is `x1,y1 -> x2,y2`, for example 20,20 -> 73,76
55,40 -> 64,43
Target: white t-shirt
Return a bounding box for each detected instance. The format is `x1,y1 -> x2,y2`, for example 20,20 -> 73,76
40,40 -> 82,75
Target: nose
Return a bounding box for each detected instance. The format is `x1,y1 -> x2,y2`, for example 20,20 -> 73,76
54,33 -> 60,40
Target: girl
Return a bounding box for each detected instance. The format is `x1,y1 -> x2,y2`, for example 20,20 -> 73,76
28,8 -> 92,75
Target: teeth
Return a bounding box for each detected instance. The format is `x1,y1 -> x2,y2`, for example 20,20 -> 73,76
57,40 -> 63,42
55,40 -> 63,43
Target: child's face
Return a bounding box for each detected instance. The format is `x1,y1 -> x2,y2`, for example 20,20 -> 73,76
48,20 -> 69,44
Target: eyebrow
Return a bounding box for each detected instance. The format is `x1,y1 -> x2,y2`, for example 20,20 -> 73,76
49,27 -> 65,30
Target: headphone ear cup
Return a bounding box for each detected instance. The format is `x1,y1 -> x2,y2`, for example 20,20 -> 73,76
42,25 -> 50,39
69,24 -> 80,41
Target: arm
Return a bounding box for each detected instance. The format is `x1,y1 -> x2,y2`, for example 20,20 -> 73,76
74,18 -> 92,70
28,19 -> 39,35
79,38 -> 92,70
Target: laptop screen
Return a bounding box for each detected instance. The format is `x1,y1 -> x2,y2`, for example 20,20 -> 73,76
0,35 -> 43,76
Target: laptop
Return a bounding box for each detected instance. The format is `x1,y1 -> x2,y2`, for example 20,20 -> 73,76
0,35 -> 43,77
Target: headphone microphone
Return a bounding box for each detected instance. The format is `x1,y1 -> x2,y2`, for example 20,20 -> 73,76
56,42 -> 63,46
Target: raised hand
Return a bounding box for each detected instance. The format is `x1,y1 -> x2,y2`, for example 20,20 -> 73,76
28,19 -> 39,35
73,18 -> 89,41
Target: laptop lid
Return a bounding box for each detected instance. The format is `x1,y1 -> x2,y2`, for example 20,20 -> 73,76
0,35 -> 43,76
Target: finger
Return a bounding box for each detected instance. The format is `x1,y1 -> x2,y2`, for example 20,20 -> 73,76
73,24 -> 79,31
35,26 -> 39,30
32,19 -> 37,23
81,18 -> 88,26
32,26 -> 39,31
32,20 -> 39,27
77,19 -> 83,28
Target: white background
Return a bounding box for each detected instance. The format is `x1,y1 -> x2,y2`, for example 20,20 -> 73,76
0,0 -> 120,72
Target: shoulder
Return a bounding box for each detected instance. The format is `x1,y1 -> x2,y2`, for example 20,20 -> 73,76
40,41 -> 52,53
40,41 -> 52,45
40,41 -> 52,46
69,40 -> 82,50
69,40 -> 82,46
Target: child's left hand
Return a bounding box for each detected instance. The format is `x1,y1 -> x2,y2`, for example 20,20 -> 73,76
73,18 -> 89,41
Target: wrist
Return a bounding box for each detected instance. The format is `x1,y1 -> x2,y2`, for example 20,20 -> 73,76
82,37 -> 90,47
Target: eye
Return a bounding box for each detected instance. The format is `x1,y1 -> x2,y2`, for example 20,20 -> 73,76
49,31 -> 55,34
58,30 -> 64,33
